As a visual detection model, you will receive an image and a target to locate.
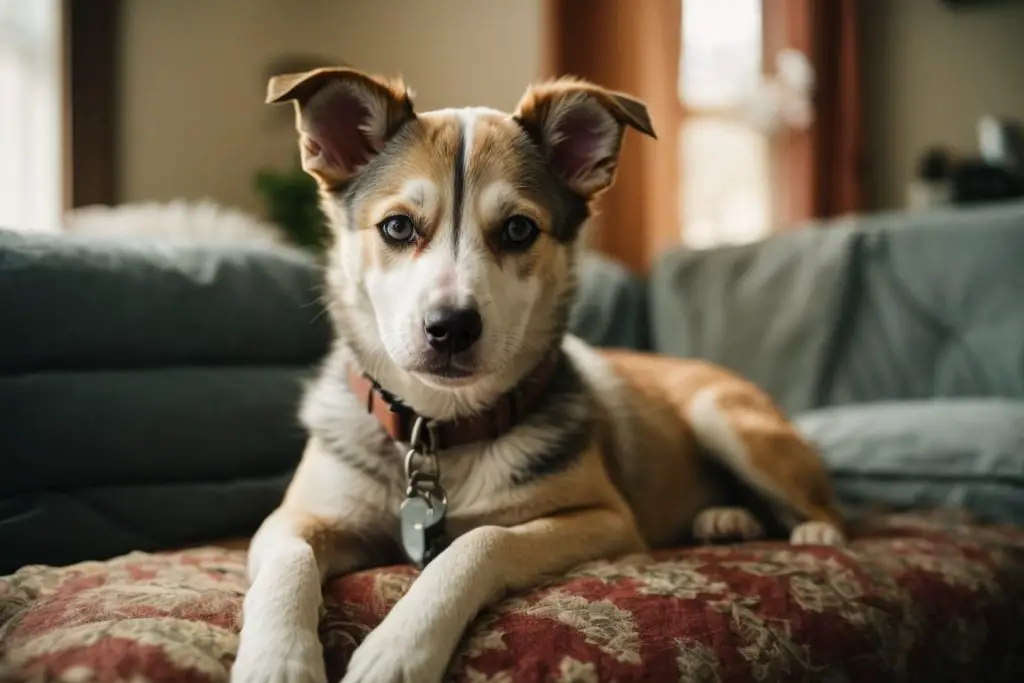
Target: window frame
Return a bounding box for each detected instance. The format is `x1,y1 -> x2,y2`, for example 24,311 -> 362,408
677,0 -> 775,247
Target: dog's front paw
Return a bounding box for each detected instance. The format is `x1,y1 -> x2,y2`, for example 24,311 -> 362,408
231,630 -> 327,683
341,628 -> 449,683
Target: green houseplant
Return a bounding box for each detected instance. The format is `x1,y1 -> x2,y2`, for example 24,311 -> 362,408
253,160 -> 329,253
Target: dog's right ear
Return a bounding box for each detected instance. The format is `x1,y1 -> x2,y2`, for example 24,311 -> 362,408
266,67 -> 416,187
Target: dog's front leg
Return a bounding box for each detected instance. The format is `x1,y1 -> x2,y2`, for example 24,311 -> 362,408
231,508 -> 367,683
342,506 -> 644,683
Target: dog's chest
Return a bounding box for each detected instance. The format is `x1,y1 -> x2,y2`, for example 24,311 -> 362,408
385,438 -> 531,520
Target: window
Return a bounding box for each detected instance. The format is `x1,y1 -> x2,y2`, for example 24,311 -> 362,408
679,0 -> 770,249
0,0 -> 63,233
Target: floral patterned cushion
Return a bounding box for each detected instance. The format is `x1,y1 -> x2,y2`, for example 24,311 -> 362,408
2,514 -> 1024,682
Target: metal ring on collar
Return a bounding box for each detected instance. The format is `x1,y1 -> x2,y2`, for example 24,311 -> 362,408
404,446 -> 440,481
409,416 -> 438,453
406,472 -> 448,507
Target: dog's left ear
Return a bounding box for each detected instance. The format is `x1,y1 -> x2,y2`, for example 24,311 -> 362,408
266,67 -> 416,187
514,78 -> 656,198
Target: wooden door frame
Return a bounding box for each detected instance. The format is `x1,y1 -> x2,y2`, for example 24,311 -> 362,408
64,0 -> 122,208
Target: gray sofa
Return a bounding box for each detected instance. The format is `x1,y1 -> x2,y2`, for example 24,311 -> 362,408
652,202 -> 1024,524
2,200 -> 1022,573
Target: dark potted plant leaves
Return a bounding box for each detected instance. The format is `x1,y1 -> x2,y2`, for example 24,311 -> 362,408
253,160 -> 329,252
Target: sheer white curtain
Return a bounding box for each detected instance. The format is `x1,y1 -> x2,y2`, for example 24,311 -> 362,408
0,0 -> 63,232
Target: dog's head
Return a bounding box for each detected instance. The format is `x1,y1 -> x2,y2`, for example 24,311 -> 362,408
268,67 -> 654,414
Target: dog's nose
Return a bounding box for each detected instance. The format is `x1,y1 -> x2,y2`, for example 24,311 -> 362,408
423,306 -> 483,354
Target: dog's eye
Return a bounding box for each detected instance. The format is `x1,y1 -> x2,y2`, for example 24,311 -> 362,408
378,215 -> 416,245
500,216 -> 539,251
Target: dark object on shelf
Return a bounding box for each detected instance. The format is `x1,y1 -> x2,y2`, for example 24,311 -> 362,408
916,147 -> 955,182
949,160 -> 1024,205
940,0 -> 1023,8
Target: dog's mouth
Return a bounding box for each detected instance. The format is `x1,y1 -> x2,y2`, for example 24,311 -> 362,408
411,358 -> 481,386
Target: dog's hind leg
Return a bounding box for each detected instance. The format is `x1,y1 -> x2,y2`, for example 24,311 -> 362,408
686,384 -> 846,546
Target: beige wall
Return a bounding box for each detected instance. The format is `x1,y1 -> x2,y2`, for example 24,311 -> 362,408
118,0 -> 543,216
125,0 -> 1024,218
861,0 -> 1024,210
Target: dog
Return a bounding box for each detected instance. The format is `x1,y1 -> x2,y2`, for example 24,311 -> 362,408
231,67 -> 845,683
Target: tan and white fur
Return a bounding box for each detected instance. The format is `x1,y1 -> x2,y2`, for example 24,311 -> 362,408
231,67 -> 845,683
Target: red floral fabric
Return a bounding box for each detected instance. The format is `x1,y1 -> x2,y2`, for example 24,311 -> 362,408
2,513 -> 1024,682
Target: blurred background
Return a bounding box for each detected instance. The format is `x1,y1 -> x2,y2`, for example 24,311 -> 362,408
3,0 -> 1024,271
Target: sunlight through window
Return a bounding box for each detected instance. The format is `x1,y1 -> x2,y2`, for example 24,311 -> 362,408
0,0 -> 63,232
679,0 -> 770,249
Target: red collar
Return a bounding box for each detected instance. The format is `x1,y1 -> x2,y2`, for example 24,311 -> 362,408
347,354 -> 559,451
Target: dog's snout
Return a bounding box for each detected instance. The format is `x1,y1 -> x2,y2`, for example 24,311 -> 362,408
424,306 -> 483,354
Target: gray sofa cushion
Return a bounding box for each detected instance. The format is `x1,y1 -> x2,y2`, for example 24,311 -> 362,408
794,398 -> 1024,525
0,475 -> 291,575
649,201 -> 1024,414
570,251 -> 650,351
820,203 -> 1024,406
649,223 -> 857,415
0,367 -> 309,498
0,230 -> 330,571
0,367 -> 310,574
0,229 -> 332,373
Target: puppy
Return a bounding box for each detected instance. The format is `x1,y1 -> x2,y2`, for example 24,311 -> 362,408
231,67 -> 844,683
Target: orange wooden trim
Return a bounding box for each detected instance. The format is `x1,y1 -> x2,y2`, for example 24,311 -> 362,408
532,0 -> 682,273
539,0 -> 563,80
637,0 -> 683,269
